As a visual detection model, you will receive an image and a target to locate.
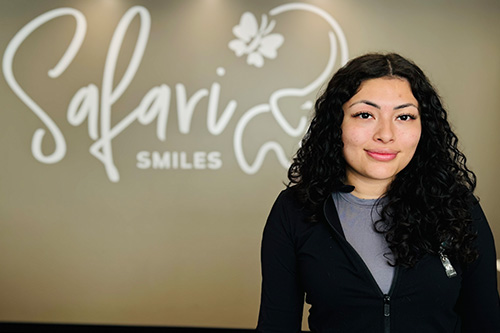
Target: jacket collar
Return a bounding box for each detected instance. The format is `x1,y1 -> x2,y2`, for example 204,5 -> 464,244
323,191 -> 346,239
333,183 -> 355,193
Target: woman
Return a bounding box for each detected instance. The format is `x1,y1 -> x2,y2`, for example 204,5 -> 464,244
257,53 -> 500,332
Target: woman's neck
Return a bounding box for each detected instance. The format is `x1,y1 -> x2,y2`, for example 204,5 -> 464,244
345,173 -> 391,199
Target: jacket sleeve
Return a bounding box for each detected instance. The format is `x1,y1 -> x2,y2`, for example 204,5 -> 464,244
456,199 -> 500,332
257,191 -> 304,332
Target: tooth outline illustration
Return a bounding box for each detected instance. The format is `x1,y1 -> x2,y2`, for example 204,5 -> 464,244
232,3 -> 349,174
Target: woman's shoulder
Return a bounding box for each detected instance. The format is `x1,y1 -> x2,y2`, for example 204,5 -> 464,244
466,194 -> 487,226
464,194 -> 498,258
272,186 -> 305,208
264,188 -> 325,248
267,187 -> 313,227
277,186 -> 297,198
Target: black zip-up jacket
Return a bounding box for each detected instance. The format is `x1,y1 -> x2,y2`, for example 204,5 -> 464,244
257,188 -> 500,332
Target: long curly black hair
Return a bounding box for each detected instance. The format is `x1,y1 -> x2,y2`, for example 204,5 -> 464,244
288,53 -> 478,267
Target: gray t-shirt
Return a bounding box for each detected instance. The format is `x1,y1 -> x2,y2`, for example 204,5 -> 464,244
332,191 -> 395,294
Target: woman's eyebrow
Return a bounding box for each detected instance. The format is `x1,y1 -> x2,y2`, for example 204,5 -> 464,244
348,100 -> 418,110
348,100 -> 380,108
394,103 -> 418,110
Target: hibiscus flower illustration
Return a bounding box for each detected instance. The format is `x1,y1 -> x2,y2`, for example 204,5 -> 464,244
228,12 -> 284,68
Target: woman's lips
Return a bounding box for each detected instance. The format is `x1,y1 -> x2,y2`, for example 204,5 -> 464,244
366,149 -> 398,161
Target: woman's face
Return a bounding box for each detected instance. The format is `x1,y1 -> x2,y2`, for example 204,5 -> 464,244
341,77 -> 421,197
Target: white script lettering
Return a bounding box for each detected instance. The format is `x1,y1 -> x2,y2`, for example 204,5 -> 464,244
3,4 -> 348,181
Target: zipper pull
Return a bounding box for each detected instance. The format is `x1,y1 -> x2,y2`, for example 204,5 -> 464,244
383,295 -> 390,317
439,245 -> 457,278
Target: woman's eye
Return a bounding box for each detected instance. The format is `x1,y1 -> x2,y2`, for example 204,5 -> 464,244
397,114 -> 415,121
354,112 -> 372,119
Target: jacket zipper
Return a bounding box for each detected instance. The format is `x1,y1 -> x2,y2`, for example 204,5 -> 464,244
324,197 -> 400,333
383,295 -> 391,333
383,266 -> 399,333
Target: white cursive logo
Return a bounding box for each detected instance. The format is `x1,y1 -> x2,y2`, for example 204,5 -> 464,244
2,3 -> 348,182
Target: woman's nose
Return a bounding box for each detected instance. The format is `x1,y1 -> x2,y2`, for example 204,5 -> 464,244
374,120 -> 395,143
